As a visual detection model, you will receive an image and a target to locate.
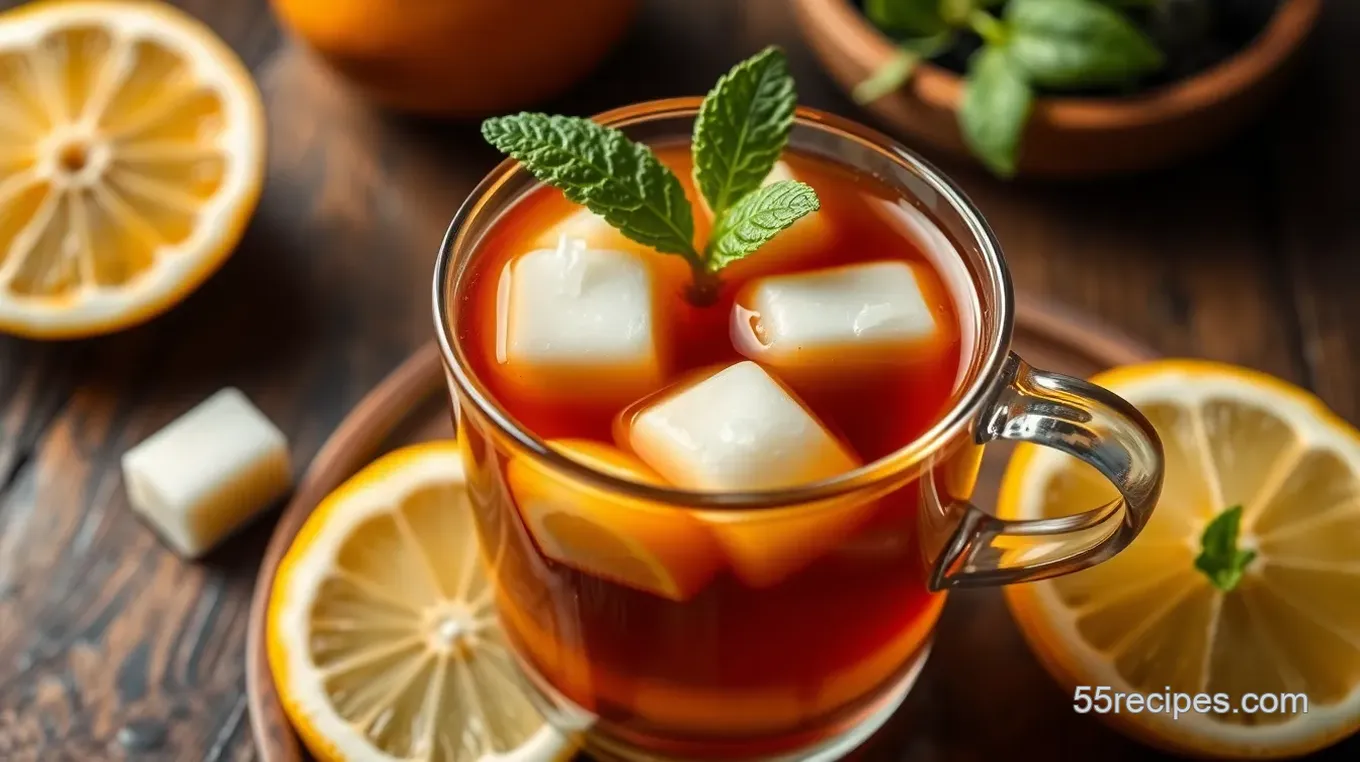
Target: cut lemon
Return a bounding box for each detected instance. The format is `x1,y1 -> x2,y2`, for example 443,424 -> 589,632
506,439 -> 723,602
267,441 -> 576,762
1001,360 -> 1360,758
0,0 -> 264,338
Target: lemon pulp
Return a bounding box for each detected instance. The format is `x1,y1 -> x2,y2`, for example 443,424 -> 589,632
1003,360 -> 1360,758
268,442 -> 573,762
0,1 -> 264,338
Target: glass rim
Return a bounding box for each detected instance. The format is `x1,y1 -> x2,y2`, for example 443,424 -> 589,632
432,97 -> 1015,510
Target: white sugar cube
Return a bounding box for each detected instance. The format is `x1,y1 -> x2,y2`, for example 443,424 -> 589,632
121,388 -> 292,558
626,361 -> 858,492
731,261 -> 941,373
496,241 -> 665,402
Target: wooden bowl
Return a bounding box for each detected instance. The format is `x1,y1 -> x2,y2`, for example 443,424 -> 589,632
792,0 -> 1321,178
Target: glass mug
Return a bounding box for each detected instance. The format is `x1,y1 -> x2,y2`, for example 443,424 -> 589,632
433,99 -> 1164,762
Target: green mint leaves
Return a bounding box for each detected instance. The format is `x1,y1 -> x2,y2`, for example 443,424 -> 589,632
857,0 -> 1165,177
693,46 -> 797,217
960,47 -> 1033,178
852,33 -> 953,105
865,0 -> 950,36
1194,505 -> 1257,592
707,180 -> 820,272
1005,0 -> 1163,90
481,46 -> 818,302
481,114 -> 699,262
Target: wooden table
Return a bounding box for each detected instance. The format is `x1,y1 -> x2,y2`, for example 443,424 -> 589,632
1,1 -> 1356,760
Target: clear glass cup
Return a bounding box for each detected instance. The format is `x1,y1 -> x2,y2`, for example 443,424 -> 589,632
433,98 -> 1164,762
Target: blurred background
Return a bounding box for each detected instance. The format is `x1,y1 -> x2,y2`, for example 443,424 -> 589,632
0,0 -> 1355,759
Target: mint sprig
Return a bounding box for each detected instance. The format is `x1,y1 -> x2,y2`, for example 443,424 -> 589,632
1005,0 -> 1164,89
856,0 -> 1165,177
851,33 -> 954,105
693,46 -> 797,217
481,47 -> 820,305
481,115 -> 699,265
1194,505 -> 1257,592
960,46 -> 1034,178
707,181 -> 820,272
865,0 -> 950,39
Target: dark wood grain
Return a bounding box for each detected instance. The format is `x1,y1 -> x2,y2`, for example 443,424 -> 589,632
0,0 -> 1357,760
1272,0 -> 1360,422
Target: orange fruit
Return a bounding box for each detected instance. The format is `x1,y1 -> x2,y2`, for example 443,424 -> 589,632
267,441 -> 578,762
0,0 -> 264,339
269,0 -> 638,117
1001,360 -> 1360,758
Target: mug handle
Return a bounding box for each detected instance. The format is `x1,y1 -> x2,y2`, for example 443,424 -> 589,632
927,353 -> 1165,591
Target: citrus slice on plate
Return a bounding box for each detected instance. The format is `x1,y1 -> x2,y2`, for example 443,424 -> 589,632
1000,360 -> 1360,758
0,0 -> 264,338
267,441 -> 576,762
506,439 -> 723,602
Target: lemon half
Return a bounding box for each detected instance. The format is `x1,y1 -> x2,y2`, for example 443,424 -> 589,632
1002,360 -> 1360,758
0,0 -> 264,338
267,441 -> 576,762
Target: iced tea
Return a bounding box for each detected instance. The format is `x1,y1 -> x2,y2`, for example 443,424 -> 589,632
451,141 -> 977,756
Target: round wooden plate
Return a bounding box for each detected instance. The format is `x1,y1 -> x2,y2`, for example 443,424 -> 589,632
246,298 -> 1161,762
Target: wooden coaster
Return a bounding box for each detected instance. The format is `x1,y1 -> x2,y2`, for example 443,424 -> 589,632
245,297 -> 1160,762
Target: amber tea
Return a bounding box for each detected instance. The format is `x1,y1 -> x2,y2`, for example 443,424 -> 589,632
451,142 -> 976,755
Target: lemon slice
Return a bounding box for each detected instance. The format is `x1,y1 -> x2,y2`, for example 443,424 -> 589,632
0,0 -> 264,338
267,441 -> 576,762
1001,360 -> 1360,758
506,439 -> 724,602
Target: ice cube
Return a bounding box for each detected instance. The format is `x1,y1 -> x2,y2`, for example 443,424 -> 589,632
731,261 -> 942,375
533,207 -> 647,256
533,205 -> 705,293
496,241 -> 665,403
625,361 -> 858,492
761,160 -> 798,187
622,361 -> 875,586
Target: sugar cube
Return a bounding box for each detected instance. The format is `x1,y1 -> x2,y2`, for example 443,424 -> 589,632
496,240 -> 665,404
121,388 -> 292,558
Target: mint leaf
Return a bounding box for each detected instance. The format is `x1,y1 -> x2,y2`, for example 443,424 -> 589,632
1194,505 -> 1257,592
959,46 -> 1033,178
865,0 -> 949,35
1005,0 -> 1164,89
706,181 -> 819,272
693,46 -> 797,218
482,114 -> 699,263
853,33 -> 954,104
